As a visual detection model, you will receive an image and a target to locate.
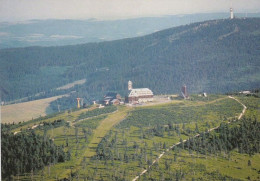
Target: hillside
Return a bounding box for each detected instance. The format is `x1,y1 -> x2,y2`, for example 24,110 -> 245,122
2,94 -> 259,180
0,18 -> 259,108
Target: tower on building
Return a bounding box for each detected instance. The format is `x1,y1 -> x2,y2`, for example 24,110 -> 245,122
230,8 -> 234,19
128,80 -> 133,90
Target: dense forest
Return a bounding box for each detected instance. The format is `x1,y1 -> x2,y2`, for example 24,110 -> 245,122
183,117 -> 260,156
1,130 -> 69,179
0,18 -> 259,110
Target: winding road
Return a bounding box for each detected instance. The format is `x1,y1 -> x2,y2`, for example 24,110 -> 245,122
132,96 -> 247,181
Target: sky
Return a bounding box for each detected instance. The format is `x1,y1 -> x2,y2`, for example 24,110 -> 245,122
0,0 -> 260,22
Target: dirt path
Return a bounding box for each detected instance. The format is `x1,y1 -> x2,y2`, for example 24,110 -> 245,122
83,106 -> 130,158
132,96 -> 247,181
228,96 -> 247,120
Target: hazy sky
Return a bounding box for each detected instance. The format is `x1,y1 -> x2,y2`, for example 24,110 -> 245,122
0,0 -> 259,22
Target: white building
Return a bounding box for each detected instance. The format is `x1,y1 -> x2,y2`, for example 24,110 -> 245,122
126,88 -> 153,104
126,81 -> 154,104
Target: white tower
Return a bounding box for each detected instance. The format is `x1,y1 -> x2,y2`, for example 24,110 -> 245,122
128,80 -> 133,90
230,8 -> 234,19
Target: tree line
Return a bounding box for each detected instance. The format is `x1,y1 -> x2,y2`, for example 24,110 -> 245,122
1,130 -> 70,179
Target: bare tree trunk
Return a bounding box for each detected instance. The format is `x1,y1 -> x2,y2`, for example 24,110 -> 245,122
48,164 -> 51,176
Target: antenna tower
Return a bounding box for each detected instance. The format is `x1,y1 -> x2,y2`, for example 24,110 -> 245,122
230,8 -> 234,19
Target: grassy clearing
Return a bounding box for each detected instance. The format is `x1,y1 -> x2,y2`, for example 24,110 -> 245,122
56,79 -> 86,90
117,96 -> 242,128
1,95 -> 67,124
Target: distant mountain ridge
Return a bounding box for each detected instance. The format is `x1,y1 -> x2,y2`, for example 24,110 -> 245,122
0,18 -> 259,107
1,13 -> 260,49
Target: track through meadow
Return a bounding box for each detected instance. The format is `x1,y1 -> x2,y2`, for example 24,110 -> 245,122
132,96 -> 247,181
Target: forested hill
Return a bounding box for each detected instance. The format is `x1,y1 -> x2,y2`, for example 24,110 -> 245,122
0,18 -> 260,103
2,13 -> 259,49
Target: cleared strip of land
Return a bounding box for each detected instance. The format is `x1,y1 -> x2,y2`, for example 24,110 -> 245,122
57,106 -> 130,179
1,95 -> 67,124
56,79 -> 86,90
84,106 -> 129,157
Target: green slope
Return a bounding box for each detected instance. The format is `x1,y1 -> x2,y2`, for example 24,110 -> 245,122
0,18 -> 259,104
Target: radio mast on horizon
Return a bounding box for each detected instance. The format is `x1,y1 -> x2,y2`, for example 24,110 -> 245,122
230,8 -> 234,19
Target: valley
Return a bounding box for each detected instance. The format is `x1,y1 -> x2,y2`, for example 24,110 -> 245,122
1,16 -> 260,181
1,18 -> 260,111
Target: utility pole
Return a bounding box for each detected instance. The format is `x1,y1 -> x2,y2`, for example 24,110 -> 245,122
77,98 -> 81,108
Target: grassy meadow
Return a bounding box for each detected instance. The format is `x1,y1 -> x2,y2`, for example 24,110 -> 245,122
1,95 -> 67,124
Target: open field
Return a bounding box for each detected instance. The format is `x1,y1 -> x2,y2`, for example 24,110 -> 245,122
1,95 -> 67,124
